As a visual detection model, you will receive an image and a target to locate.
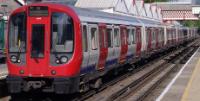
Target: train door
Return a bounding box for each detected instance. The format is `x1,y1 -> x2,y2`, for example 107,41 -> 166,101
136,27 -> 142,57
127,27 -> 136,62
27,15 -> 50,75
119,26 -> 128,63
88,24 -> 100,71
97,24 -> 108,70
105,25 -> 115,67
81,24 -> 90,73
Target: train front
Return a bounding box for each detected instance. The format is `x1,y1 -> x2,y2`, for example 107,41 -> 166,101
6,4 -> 82,94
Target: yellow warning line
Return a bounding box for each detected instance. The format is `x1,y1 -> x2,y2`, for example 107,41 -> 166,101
181,58 -> 200,101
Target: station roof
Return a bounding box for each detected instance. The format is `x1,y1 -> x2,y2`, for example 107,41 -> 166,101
152,3 -> 193,11
75,0 -> 118,9
0,0 -> 21,16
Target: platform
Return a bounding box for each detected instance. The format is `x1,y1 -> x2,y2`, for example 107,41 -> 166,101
156,47 -> 200,101
0,64 -> 7,80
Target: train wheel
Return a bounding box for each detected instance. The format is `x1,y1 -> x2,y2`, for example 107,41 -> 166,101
94,78 -> 102,89
80,83 -> 90,93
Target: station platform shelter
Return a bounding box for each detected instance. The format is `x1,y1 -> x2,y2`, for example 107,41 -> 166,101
156,47 -> 200,101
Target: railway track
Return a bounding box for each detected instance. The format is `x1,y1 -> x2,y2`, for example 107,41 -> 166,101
1,40 -> 199,101
82,40 -> 199,101
113,43 -> 198,101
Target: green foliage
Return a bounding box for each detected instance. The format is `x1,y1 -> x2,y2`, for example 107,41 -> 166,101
181,20 -> 200,28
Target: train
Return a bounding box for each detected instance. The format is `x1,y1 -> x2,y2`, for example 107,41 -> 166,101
0,19 -> 5,60
6,3 -> 196,96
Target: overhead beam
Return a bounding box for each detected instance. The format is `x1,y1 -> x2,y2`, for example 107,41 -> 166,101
14,0 -> 25,6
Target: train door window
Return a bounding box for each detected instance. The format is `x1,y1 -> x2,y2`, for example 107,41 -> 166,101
9,12 -> 26,53
31,24 -> 45,58
107,28 -> 113,48
146,28 -> 149,43
99,27 -> 107,48
160,29 -> 163,41
114,28 -> 120,47
122,28 -> 127,45
153,30 -> 156,41
127,28 -> 132,45
82,25 -> 88,52
103,29 -> 107,48
132,28 -> 136,44
51,12 -> 74,53
158,29 -> 161,42
136,28 -> 141,43
91,27 -> 98,50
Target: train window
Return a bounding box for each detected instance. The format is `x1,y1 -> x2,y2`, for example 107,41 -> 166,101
132,28 -> 136,44
107,28 -> 113,48
91,27 -> 98,50
51,12 -> 74,53
114,28 -> 120,47
82,25 -> 88,52
9,12 -> 26,53
152,31 -> 156,41
127,29 -> 132,45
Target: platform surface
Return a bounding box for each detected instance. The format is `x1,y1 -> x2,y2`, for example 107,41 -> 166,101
0,64 -> 7,80
156,47 -> 200,101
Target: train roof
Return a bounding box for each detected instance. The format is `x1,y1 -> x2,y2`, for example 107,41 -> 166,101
24,3 -> 163,27
69,6 -> 141,26
69,5 -> 162,27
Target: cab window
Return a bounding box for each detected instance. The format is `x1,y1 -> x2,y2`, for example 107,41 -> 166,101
51,12 -> 74,53
9,12 -> 26,53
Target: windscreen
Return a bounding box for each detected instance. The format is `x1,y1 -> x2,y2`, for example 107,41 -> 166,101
9,12 -> 26,53
51,12 -> 74,53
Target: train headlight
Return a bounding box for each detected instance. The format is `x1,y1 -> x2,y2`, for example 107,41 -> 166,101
10,55 -> 17,63
56,59 -> 60,64
60,56 -> 68,64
